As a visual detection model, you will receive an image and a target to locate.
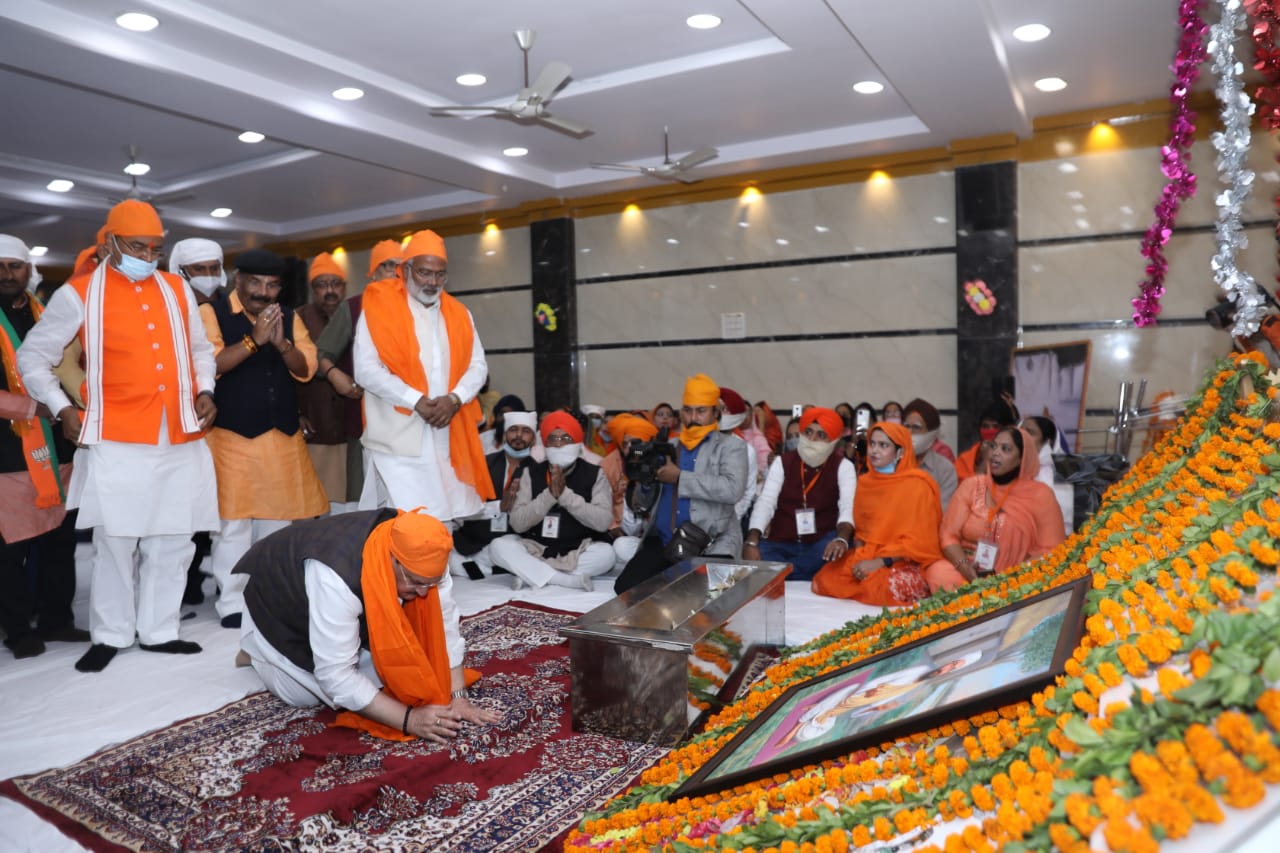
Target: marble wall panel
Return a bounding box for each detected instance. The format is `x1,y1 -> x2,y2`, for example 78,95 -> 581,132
575,172 -> 956,278
577,253 -> 956,345
1019,225 -> 1280,325
484,352 -> 535,407
453,288 -> 533,352
1019,135 -> 1280,241
441,226 -> 532,292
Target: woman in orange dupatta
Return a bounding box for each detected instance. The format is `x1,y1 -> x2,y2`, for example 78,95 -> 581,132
924,427 -> 1066,592
811,422 -> 943,607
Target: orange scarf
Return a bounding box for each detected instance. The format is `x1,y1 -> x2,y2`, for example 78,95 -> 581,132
679,421 -> 717,450
334,516 -> 451,740
362,279 -> 495,500
846,422 -> 943,564
0,296 -> 64,508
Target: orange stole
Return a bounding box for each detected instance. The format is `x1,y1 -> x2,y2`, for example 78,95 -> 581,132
69,268 -> 202,445
0,298 -> 64,507
362,280 -> 495,500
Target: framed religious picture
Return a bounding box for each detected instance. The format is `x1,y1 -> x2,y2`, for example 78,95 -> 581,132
671,576 -> 1090,800
1010,341 -> 1091,453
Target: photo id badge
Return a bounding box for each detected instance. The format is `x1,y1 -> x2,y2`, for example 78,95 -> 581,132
973,539 -> 998,576
490,513 -> 508,533
795,508 -> 817,536
541,514 -> 561,539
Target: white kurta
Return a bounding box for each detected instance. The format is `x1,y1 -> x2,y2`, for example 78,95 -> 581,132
353,292 -> 487,522
16,280 -> 220,537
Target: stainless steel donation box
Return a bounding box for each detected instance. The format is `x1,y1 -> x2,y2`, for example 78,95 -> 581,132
558,559 -> 789,746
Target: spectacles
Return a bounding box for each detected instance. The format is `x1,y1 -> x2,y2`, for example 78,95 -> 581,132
544,433 -> 577,446
116,238 -> 164,259
408,266 -> 448,283
396,560 -> 439,592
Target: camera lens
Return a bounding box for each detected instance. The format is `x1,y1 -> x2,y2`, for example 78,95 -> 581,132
1205,301 -> 1235,330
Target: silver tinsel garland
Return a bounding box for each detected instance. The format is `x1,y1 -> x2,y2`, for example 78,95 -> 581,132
1208,0 -> 1268,337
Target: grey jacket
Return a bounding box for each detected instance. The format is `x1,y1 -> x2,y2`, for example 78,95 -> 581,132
657,430 -> 750,557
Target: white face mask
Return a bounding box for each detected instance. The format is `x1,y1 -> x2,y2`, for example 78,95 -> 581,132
545,443 -> 581,468
911,428 -> 939,457
796,435 -> 837,467
186,273 -> 225,297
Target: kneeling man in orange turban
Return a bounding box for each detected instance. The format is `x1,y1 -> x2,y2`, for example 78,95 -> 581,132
234,509 -> 501,741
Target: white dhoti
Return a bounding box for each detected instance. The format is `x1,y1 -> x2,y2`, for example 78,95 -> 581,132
488,535 -> 615,589
360,424 -> 483,523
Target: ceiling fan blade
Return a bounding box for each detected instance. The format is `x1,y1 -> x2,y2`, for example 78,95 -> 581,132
155,191 -> 195,205
528,61 -> 572,103
673,174 -> 702,184
674,146 -> 719,171
431,105 -> 506,113
590,163 -> 647,173
539,112 -> 592,135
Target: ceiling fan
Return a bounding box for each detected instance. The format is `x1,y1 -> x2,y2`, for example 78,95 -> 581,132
107,145 -> 194,209
591,128 -> 719,183
430,30 -> 591,135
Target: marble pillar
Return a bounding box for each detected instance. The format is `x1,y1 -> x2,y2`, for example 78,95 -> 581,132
530,217 -> 578,413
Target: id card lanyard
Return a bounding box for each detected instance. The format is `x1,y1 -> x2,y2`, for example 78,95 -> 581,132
795,460 -> 821,537
974,481 -> 1013,575
541,468 -> 561,538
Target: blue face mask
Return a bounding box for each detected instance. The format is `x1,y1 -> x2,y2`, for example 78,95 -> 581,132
505,444 -> 532,458
115,253 -> 158,281
874,460 -> 898,474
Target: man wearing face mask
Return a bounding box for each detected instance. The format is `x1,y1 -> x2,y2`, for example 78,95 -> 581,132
354,230 -> 495,522
198,248 -> 328,629
168,238 -> 226,306
488,412 -> 614,591
742,407 -> 855,581
717,387 -> 759,523
614,374 -> 749,594
447,411 -> 537,580
18,200 -> 219,672
902,398 -> 957,509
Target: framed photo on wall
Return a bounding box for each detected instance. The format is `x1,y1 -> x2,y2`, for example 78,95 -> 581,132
671,576 -> 1090,800
1010,341 -> 1091,453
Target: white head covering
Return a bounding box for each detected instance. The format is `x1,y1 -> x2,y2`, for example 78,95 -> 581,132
0,234 -> 40,293
503,412 -> 538,431
581,404 -> 606,418
168,238 -> 225,296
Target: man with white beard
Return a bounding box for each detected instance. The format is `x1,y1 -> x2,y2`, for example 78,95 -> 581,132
352,230 -> 495,523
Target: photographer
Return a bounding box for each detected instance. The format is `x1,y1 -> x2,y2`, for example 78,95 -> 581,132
613,374 -> 749,594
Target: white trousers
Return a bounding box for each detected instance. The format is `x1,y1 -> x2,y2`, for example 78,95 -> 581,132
239,606 -> 381,709
90,530 -> 194,647
488,536 -> 615,588
209,518 -> 292,618
612,535 -> 642,571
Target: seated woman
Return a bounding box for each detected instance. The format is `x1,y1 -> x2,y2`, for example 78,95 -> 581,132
811,422 -> 943,607
924,427 -> 1066,591
880,400 -> 904,424
902,398 -> 957,508
1021,415 -> 1075,536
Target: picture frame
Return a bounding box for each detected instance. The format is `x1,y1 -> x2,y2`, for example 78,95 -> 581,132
1010,341 -> 1091,453
671,576 -> 1090,800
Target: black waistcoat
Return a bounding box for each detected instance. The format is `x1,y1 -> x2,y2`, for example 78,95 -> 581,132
524,457 -> 607,558
211,296 -> 300,438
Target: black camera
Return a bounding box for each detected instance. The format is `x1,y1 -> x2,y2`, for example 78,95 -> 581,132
624,427 -> 675,516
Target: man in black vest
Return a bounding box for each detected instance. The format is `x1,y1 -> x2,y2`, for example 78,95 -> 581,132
198,248 -> 328,629
489,412 -> 614,591
448,410 -> 537,580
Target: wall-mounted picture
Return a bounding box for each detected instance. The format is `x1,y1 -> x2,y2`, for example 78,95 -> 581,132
1010,341 -> 1091,452
671,576 -> 1090,800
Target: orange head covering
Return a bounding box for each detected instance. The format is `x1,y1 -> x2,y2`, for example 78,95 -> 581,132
868,421 -> 919,469
368,239 -> 403,276
682,373 -> 719,407
403,229 -> 447,262
607,413 -> 658,443
388,510 -> 451,579
104,199 -> 163,238
309,251 -> 345,283
540,411 -> 584,443
799,407 -> 843,443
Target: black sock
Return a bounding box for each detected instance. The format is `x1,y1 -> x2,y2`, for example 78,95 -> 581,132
220,613 -> 242,629
139,640 -> 202,655
75,644 -> 119,672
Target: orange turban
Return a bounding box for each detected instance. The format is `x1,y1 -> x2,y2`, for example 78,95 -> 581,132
105,199 -> 163,238
309,251 -> 344,282
72,246 -> 98,277
368,239 -> 403,276
683,373 -> 720,407
540,411 -> 584,443
388,510 -> 452,579
403,229 -> 447,262
800,407 -> 844,442
607,413 -> 658,443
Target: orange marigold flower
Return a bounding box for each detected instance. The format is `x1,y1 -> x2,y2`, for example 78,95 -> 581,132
1157,666 -> 1191,698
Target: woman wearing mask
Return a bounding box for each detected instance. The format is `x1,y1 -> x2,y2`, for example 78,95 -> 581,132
954,398 -> 1018,480
783,418 -> 801,453
902,398 -> 957,508
925,427 -> 1066,591
743,408 -> 855,581
811,422 -> 943,606
880,401 -> 904,424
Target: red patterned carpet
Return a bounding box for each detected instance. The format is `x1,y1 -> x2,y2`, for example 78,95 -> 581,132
0,602 -> 667,852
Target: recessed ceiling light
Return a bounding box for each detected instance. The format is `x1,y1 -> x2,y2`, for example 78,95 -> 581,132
666,238 -> 680,245
852,81 -> 884,95
1058,162 -> 1079,174
502,146 -> 528,157
115,12 -> 159,32
686,14 -> 722,29
210,207 -> 232,218
814,225 -> 830,233
332,87 -> 364,101
456,73 -> 486,86
1012,24 -> 1051,42
29,246 -> 48,257
123,162 -> 150,176
46,179 -> 74,192
1034,77 -> 1067,92
775,238 -> 790,246
238,131 -> 265,143
484,249 -> 497,256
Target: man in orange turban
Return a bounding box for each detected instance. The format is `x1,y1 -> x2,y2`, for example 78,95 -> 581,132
235,508 -> 501,741
367,239 -> 403,282
354,229 -> 495,525
297,252 -> 355,510
742,406 -> 856,580
613,373 -> 749,593
18,200 -> 219,672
